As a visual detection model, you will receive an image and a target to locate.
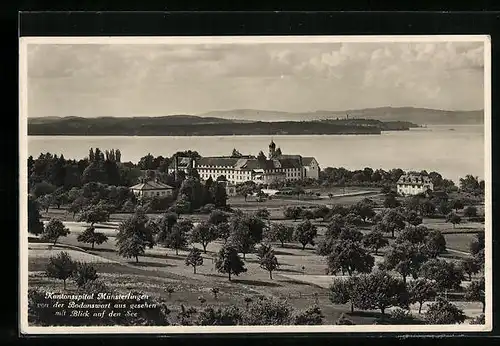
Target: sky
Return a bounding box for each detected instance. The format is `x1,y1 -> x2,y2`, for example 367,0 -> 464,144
26,41 -> 485,118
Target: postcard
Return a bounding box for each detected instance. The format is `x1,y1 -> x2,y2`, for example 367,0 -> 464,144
19,35 -> 492,334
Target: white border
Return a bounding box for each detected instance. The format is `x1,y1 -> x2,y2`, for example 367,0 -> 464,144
19,35 -> 492,335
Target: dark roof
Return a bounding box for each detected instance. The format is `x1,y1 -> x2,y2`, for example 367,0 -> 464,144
167,157 -> 193,169
131,180 -> 174,190
195,157 -> 240,167
302,157 -> 317,166
397,174 -> 432,185
278,158 -> 302,169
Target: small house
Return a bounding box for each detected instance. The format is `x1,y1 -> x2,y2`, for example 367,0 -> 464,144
130,179 -> 175,199
396,174 -> 434,196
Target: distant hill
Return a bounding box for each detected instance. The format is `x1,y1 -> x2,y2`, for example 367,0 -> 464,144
28,116 -> 392,136
28,114 -> 238,126
200,107 -> 484,125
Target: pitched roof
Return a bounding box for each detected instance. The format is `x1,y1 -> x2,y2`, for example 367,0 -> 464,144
130,180 -> 174,190
277,158 -> 302,169
397,174 -> 432,185
167,157 -> 193,169
195,157 -> 240,167
302,157 -> 317,166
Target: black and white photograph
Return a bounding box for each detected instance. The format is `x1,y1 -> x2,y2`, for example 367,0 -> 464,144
19,35 -> 491,333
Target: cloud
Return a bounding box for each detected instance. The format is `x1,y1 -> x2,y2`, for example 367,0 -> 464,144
26,41 -> 485,117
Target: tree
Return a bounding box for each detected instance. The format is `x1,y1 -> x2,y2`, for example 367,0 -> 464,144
405,210 -> 423,226
283,206 -> 302,221
45,251 -> 77,290
470,232 -> 485,256
215,222 -> 231,243
352,270 -> 409,316
76,226 -> 108,249
28,196 -> 44,235
424,297 -> 466,324
72,262 -> 98,288
210,287 -> 220,300
465,278 -> 485,313
266,223 -> 294,247
212,182 -> 228,208
190,222 -> 217,253
451,199 -> 464,212
396,225 -> 429,245
228,215 -> 265,259
155,212 -> 178,245
257,244 -> 279,279
41,219 -> 70,245
420,200 -> 436,217
438,200 -> 452,215
208,210 -> 228,226
383,194 -> 401,209
185,247 -> 204,274
37,194 -> 54,213
407,278 -> 437,314
68,196 -> 88,218
255,208 -> 270,220
464,206 -> 478,218
292,305 -> 324,325
116,212 -> 155,263
214,245 -> 247,281
327,240 -> 375,276
294,220 -> 318,250
460,258 -> 480,281
292,185 -> 305,200
196,306 -> 243,326
424,230 -> 447,258
383,241 -> 429,283
459,175 -> 481,192
355,200 -> 376,222
166,220 -> 191,255
446,212 -> 461,229
243,297 -> 293,325
77,205 -> 110,226
419,259 -> 464,291
329,276 -> 359,313
378,209 -> 406,238
362,230 -> 389,255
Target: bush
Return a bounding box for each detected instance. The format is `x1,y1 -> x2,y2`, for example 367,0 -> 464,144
335,313 -> 355,325
196,305 -> 243,326
389,308 -> 417,324
72,262 -> 98,288
199,204 -> 216,214
469,314 -> 485,325
424,297 -> 466,324
292,305 -> 324,325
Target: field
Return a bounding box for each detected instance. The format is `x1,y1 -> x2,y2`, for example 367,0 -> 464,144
29,190 -> 485,325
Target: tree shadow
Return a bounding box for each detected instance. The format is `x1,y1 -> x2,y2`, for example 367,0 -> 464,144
276,268 -> 304,274
81,246 -> 116,253
274,249 -> 302,256
128,261 -> 175,268
231,279 -> 281,287
164,254 -> 187,260
347,310 -> 383,319
203,273 -> 227,279
278,279 -> 313,287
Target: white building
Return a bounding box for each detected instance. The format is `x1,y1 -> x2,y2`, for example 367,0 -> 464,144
396,174 -> 434,196
191,141 -> 319,185
130,179 -> 175,199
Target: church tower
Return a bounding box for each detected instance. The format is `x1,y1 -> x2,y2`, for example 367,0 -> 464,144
269,140 -> 276,159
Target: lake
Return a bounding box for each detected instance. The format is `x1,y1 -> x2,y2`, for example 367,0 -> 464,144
27,125 -> 485,184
